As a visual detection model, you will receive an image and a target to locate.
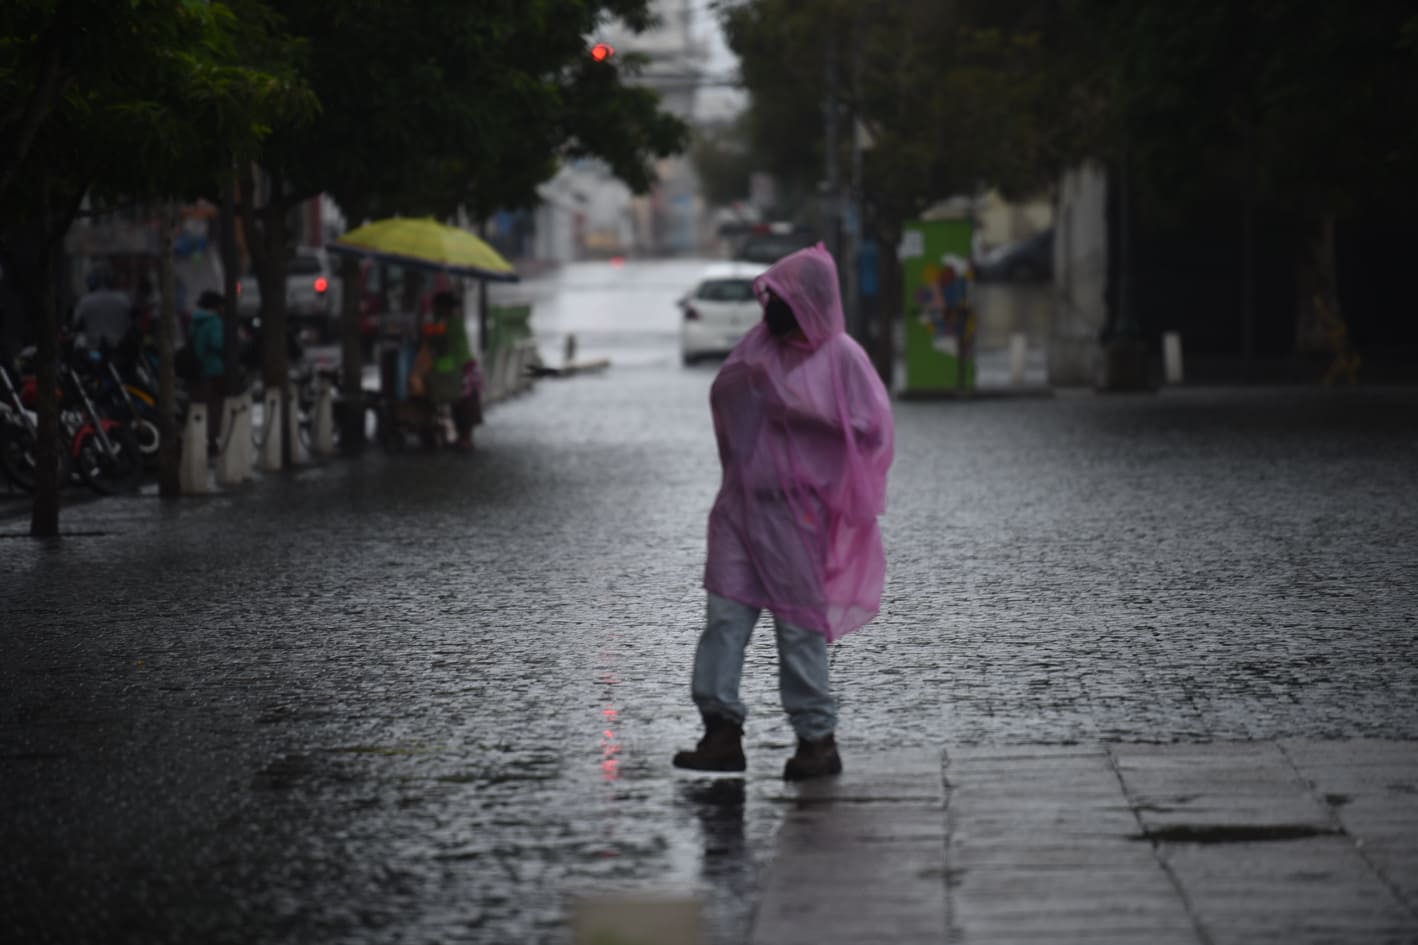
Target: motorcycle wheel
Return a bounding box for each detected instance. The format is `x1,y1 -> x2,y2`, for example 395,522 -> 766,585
132,416 -> 161,468
1,420 -> 72,492
75,424 -> 144,495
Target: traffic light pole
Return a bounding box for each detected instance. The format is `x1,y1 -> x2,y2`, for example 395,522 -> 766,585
822,31 -> 845,313
846,14 -> 865,345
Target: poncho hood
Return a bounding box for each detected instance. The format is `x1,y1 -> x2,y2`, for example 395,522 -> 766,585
752,243 -> 844,349
704,244 -> 895,641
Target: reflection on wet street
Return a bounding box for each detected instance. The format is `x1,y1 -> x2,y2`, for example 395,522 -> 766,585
677,778 -> 754,922
3,259 -> 1417,944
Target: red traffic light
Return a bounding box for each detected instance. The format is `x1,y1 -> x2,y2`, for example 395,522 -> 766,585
590,42 -> 615,62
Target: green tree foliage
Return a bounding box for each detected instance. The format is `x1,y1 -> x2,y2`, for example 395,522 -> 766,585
0,0 -> 309,217
253,0 -> 688,221
691,116 -> 758,209
717,0 -> 1418,364
715,0 -> 1077,377
0,0 -> 310,535
236,0 -> 689,440
718,0 -> 1073,225
1088,0 -> 1418,218
1075,0 -> 1418,349
718,0 -> 1418,219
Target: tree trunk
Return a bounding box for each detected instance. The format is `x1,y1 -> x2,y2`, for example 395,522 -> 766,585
157,201 -> 180,496
873,217 -> 901,389
1295,213 -> 1338,353
1240,192 -> 1256,371
258,184 -> 290,398
338,193 -> 368,455
243,167 -> 294,469
28,195 -> 60,538
219,169 -> 241,380
476,218 -> 490,355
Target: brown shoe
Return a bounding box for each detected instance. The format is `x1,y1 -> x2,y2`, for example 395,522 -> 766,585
673,715 -> 746,772
783,733 -> 842,781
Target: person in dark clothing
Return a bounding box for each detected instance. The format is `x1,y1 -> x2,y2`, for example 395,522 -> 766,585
189,290 -> 227,451
409,290 -> 483,450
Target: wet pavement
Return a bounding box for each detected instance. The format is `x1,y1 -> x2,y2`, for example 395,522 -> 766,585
3,260 -> 1418,944
752,740 -> 1418,945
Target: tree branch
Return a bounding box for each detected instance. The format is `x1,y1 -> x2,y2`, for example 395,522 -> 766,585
0,25 -> 71,207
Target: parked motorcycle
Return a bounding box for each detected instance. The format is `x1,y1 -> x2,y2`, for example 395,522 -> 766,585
0,350 -> 71,492
60,340 -> 144,494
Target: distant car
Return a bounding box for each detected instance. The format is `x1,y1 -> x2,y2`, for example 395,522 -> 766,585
679,262 -> 768,365
236,275 -> 261,318
233,249 -> 344,342
975,228 -> 1054,284
733,224 -> 816,265
285,248 -> 341,340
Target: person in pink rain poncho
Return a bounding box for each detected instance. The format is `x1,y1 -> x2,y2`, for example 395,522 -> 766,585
673,244 -> 894,781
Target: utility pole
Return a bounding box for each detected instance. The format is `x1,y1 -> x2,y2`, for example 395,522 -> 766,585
822,31 -> 842,281
845,12 -> 865,343
219,167 -> 240,382
1100,141 -> 1149,390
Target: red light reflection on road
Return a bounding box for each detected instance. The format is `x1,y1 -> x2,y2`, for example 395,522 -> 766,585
600,678 -> 622,781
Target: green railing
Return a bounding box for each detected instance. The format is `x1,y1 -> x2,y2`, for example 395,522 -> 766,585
485,303 -> 533,357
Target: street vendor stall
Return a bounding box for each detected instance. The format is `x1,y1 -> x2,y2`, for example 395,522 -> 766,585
327,217 -> 519,450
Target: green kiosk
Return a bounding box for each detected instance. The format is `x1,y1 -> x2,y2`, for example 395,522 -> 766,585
900,217 -> 976,396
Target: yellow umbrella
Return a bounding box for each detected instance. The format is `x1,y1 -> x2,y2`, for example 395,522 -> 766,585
327,216 -> 519,282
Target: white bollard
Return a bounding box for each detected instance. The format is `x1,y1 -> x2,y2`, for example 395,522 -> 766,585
488,348 -> 510,403
215,395 -> 248,486
313,376 -> 335,455
179,403 -> 209,494
234,391 -> 255,480
1009,332 -> 1029,386
501,346 -> 517,395
286,382 -> 308,465
259,387 -> 283,471
515,343 -> 532,393
238,391 -> 255,479
1163,331 -> 1184,384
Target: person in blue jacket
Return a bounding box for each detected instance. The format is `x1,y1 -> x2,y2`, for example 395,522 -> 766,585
188,290 -> 227,451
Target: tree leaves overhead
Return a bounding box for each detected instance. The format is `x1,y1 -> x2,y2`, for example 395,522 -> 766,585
717,0 -> 1072,227
717,0 -> 1418,226
261,0 -> 688,220
1,0 -> 312,213
1,0 -> 689,230
1100,0 -> 1418,218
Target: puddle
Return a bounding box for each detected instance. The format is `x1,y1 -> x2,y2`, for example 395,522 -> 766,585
1135,824 -> 1341,844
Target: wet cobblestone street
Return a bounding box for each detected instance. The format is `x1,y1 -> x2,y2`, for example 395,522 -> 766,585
3,261 -> 1417,944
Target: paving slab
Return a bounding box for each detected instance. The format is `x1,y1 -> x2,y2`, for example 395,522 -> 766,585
1281,739 -> 1418,913
749,749 -> 947,945
946,745 -> 1199,945
748,741 -> 1418,945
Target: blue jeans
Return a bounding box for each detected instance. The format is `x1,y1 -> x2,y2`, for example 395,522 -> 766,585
691,592 -> 837,741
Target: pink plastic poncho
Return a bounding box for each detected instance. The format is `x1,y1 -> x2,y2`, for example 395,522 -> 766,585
704,244 -> 895,642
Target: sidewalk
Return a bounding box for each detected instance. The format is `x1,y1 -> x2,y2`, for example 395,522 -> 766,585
752,741 -> 1418,945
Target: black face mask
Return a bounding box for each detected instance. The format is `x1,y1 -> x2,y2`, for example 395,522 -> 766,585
763,296 -> 799,337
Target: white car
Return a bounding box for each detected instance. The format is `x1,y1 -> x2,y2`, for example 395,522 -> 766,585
678,262 -> 767,365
